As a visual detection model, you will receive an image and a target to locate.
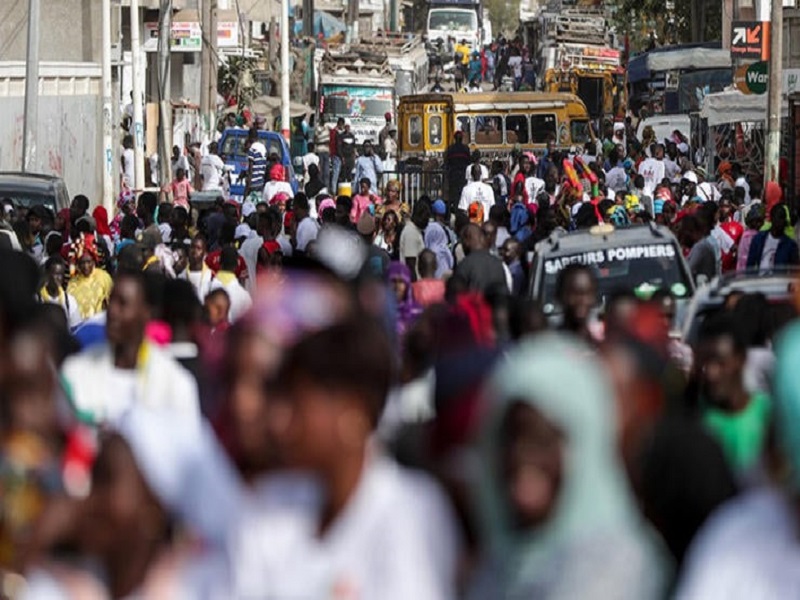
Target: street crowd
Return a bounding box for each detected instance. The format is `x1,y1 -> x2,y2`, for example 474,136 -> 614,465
1,114 -> 800,599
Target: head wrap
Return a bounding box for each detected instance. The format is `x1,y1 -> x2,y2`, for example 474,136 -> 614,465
423,222 -> 454,278
387,261 -> 423,336
269,164 -> 285,182
117,190 -> 136,211
92,206 -> 112,237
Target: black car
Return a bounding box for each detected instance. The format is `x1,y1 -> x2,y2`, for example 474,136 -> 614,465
529,223 -> 695,324
0,172 -> 71,214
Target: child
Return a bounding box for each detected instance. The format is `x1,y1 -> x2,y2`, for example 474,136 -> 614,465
204,287 -> 231,335
163,167 -> 193,209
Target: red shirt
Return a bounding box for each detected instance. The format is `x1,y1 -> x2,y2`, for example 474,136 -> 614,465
205,250 -> 249,283
412,279 -> 446,307
719,220 -> 744,272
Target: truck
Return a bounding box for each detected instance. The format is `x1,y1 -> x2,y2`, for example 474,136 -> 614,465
530,5 -> 625,126
426,0 -> 485,50
352,33 -> 430,98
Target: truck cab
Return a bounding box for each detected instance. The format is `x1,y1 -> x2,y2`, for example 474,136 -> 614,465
426,0 -> 483,50
217,128 -> 298,201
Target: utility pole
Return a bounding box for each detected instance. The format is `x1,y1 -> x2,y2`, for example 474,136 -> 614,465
765,0 -> 783,183
158,0 -> 173,187
200,0 -> 210,135
208,0 -> 218,135
130,0 -> 146,191
102,0 -> 113,211
346,0 -> 358,43
280,0 -> 290,142
22,0 -> 40,172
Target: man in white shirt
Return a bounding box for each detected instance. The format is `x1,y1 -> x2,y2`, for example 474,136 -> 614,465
182,236 -> 221,302
121,135 -> 135,189
294,193 -> 319,253
201,141 -> 226,191
302,142 -> 320,185
638,143 -> 667,197
217,247 -> 252,322
41,256 -> 82,329
459,164 -> 495,221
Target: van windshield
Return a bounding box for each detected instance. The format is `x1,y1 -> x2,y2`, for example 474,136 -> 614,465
322,86 -> 394,119
428,10 -> 477,32
539,242 -> 691,312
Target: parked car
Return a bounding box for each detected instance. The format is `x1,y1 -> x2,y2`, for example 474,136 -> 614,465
680,269 -> 799,347
529,223 -> 695,326
217,129 -> 298,201
0,172 -> 70,214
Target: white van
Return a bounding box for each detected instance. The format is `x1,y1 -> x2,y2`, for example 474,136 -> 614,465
636,114 -> 691,149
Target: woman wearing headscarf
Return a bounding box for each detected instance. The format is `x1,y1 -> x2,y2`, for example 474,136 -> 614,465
92,206 -> 114,258
66,234 -> 113,320
470,334 -> 669,600
388,262 -> 423,337
424,219 -> 454,279
304,163 -> 327,200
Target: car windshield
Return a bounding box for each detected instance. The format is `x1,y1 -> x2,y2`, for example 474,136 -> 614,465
540,241 -> 691,313
428,10 -> 477,31
0,190 -> 56,213
323,91 -> 394,119
221,135 -> 285,161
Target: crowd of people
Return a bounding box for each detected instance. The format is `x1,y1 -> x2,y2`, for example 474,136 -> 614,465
1,112 -> 800,599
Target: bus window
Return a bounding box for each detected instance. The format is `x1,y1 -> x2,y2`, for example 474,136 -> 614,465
505,115 -> 529,144
429,115 -> 443,146
475,115 -> 502,145
571,120 -> 591,145
409,115 -> 423,146
456,116 -> 471,143
530,114 -> 557,144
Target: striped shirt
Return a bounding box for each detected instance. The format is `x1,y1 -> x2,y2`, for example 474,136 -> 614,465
248,141 -> 268,190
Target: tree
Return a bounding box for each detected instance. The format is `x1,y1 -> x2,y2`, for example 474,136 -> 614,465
612,0 -> 720,53
485,0 -> 522,37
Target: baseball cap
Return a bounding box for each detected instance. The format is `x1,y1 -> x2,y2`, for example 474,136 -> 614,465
682,171 -> 698,184
432,199 -> 447,215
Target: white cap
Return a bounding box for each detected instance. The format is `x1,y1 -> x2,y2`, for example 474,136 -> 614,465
235,223 -> 253,240
241,200 -> 256,218
682,170 -> 698,184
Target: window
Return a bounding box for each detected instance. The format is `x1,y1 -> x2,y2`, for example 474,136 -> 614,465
429,115 -> 443,146
409,115 -> 423,146
530,114 -> 557,144
505,115 -> 529,144
474,115 -> 502,145
456,116 -> 471,143
571,120 -> 591,145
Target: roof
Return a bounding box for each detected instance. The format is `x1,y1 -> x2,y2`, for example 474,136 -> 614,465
401,91 -> 585,104
628,43 -> 730,83
0,172 -> 62,191
700,90 -> 769,126
535,223 -> 678,256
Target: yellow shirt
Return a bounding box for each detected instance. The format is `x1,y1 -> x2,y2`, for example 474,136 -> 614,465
455,44 -> 470,65
67,267 -> 113,319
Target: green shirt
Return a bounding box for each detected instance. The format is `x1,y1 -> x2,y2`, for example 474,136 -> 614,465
703,392 -> 771,475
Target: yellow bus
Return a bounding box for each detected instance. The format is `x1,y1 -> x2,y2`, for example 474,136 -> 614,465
397,92 -> 594,162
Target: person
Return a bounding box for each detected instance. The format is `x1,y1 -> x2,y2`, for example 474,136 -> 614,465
61,270 -> 200,425
294,193 -> 320,254
389,261 -> 424,336
263,164 -> 294,205
305,163 -> 327,199
683,213 -> 720,281
229,316 -> 460,599
40,256 -> 82,329
337,120 -> 357,184
746,203 -> 800,272
206,222 -> 249,286
638,143 -> 666,197
716,196 -> 744,272
501,237 -> 526,296
424,206 -> 454,279
246,129 -> 268,196
459,164 -> 495,222
204,288 -> 231,335
354,140 -> 384,193
329,117 -> 345,190
695,314 -> 771,478
374,209 -> 401,260
378,111 -> 393,149
464,150 -> 490,182
412,249 -> 446,307
555,263 -> 597,344
121,135 -> 135,189
67,236 -> 113,321
399,202 -> 429,277
674,320 -> 800,598
451,223 -> 508,298
350,177 -> 381,224
444,131 -> 471,206
737,204 -> 764,271
181,235 -> 220,302
536,138 -> 556,180
384,127 -> 398,171
200,141 -> 226,191
216,247 -> 252,323
471,334 -> 668,599
162,167 -> 192,209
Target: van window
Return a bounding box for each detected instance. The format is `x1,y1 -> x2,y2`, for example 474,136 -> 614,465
505,115 -> 529,144
409,116 -> 423,146
530,114 -> 557,144
571,120 -> 591,145
456,116 -> 471,143
429,115 -> 443,146
475,115 -> 502,145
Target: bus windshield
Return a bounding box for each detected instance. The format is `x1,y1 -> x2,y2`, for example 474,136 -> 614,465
428,10 -> 477,32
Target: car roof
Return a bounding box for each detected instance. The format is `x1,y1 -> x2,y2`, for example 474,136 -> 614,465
534,223 -> 678,257
0,172 -> 61,191
694,269 -> 798,302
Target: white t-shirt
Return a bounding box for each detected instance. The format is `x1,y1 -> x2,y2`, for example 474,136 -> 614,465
228,455 -> 460,600
399,222 -> 425,261
201,153 -> 225,191
221,277 -> 253,323
296,216 -> 320,252
759,234 -> 781,272
508,56 -> 523,78
524,176 -> 546,202
122,148 -> 135,187
638,158 -> 666,197
42,292 -> 83,330
183,266 -> 220,302
735,176 -> 752,204
263,180 -> 294,204
459,181 -> 495,221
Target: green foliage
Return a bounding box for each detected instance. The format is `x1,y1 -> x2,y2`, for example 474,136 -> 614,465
218,56 -> 259,109
611,0 -> 721,53
485,0 -> 522,37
